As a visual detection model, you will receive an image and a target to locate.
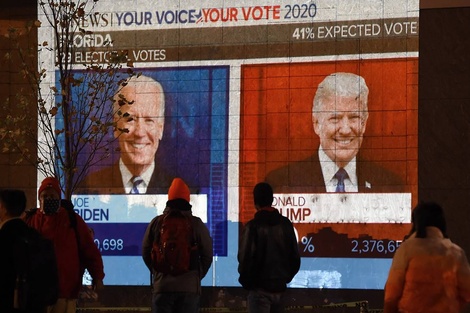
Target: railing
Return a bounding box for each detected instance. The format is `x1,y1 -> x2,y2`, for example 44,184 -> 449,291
77,300 -> 384,313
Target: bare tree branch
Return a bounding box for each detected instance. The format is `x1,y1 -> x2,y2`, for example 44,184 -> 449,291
1,0 -> 135,199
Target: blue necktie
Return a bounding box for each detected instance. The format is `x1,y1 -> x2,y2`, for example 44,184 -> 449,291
130,176 -> 144,194
334,168 -> 348,193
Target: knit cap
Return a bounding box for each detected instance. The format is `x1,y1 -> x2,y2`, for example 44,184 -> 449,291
168,178 -> 190,202
38,177 -> 61,199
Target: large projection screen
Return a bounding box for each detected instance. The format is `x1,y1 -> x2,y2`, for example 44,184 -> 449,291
38,0 -> 418,289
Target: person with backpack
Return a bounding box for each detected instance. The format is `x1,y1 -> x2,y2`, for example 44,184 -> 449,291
142,177 -> 213,313
24,177 -> 105,313
0,188 -> 59,313
238,182 -> 301,313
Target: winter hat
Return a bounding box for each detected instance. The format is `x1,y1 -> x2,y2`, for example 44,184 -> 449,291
38,177 -> 61,199
168,178 -> 190,202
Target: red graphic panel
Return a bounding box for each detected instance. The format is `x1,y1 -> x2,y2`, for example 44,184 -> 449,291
239,59 -> 418,257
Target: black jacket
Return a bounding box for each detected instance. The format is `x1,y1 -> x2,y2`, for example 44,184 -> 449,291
238,207 -> 300,292
0,219 -> 26,312
0,218 -> 50,313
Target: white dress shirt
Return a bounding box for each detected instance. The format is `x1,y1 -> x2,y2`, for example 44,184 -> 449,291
318,147 -> 358,192
119,159 -> 155,194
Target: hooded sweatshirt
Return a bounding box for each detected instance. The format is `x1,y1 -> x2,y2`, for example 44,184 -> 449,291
238,207 -> 301,292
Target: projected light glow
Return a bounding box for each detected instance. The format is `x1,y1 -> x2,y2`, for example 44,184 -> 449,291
39,0 -> 419,289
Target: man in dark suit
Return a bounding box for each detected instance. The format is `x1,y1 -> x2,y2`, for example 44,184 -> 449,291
78,75 -> 173,194
265,72 -> 405,193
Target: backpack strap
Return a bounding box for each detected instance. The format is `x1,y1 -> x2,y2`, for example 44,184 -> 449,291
159,208 -> 196,245
61,199 -> 77,229
154,207 -> 189,234
148,213 -> 166,285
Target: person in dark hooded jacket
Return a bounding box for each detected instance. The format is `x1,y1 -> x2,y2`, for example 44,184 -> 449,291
238,182 -> 301,313
142,177 -> 213,313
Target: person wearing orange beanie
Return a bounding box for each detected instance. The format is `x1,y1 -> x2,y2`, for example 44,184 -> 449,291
142,177 -> 213,313
165,177 -> 192,212
24,177 -> 105,313
167,177 -> 190,202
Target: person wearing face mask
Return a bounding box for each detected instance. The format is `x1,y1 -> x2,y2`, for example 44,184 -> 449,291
265,72 -> 405,193
23,177 -> 105,313
77,74 -> 173,195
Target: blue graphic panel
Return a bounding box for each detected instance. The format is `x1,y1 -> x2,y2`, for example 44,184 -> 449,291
56,66 -> 229,257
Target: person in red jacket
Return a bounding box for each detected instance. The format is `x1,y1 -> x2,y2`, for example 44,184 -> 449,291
24,177 -> 105,313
